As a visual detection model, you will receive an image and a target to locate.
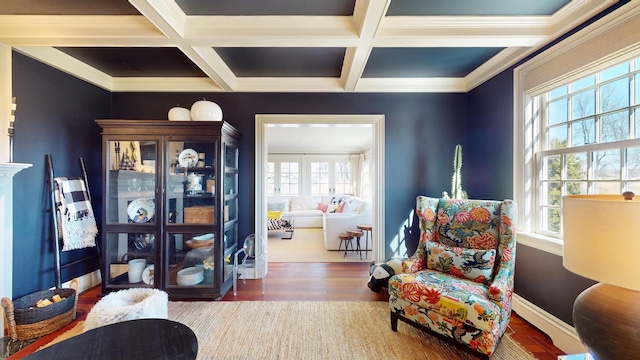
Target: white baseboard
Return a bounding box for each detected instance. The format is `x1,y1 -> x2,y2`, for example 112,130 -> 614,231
512,294 -> 587,355
50,270 -> 102,294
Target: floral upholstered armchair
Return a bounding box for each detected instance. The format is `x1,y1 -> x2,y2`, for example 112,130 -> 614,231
388,196 -> 517,358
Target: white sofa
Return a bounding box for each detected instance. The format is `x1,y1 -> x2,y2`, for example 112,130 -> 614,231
322,197 -> 372,250
267,195 -> 373,251
267,195 -> 329,228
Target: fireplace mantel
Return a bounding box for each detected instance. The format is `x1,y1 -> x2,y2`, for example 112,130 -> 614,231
0,162 -> 32,176
0,162 -> 32,336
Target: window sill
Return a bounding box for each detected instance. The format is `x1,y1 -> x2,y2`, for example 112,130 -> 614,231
517,232 -> 563,257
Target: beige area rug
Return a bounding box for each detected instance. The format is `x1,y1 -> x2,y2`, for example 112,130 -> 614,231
45,302 -> 536,360
268,228 -> 371,263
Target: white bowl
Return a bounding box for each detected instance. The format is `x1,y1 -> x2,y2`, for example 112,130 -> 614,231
176,267 -> 204,286
191,100 -> 223,121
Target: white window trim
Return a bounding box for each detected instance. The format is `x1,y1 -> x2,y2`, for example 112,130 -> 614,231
514,1 -> 640,254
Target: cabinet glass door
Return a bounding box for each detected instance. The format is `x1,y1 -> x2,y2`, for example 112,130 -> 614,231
223,142 -> 239,282
168,140 -> 216,225
106,140 -> 157,224
166,139 -> 217,290
104,139 -> 158,288
105,232 -> 157,287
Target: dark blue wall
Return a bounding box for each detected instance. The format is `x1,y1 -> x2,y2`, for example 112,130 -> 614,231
466,70 -> 514,200
111,92 -> 467,257
12,52 -> 111,298
467,66 -> 595,325
11,55 -> 468,298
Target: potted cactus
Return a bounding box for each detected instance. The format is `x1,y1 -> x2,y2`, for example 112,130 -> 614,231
442,144 -> 467,199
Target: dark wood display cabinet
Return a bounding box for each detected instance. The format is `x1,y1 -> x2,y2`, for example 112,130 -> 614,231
96,120 -> 241,300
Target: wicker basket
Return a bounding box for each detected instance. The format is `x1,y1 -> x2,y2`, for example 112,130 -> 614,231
1,279 -> 78,340
184,206 -> 215,224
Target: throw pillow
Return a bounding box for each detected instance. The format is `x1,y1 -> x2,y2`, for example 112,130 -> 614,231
326,203 -> 339,213
267,202 -> 286,211
317,203 -> 329,212
336,201 -> 347,213
342,200 -> 359,213
426,241 -> 496,284
267,210 -> 283,220
267,218 -> 282,230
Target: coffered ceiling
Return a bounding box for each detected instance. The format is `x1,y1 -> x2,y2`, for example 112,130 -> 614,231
0,0 -> 617,93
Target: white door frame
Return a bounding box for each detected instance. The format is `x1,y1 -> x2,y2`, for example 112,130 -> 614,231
255,114 -> 385,268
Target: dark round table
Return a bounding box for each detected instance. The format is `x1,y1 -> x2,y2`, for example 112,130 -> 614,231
25,318 -> 198,360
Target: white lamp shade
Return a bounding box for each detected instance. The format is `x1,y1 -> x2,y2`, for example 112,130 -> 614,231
190,100 -> 223,121
562,194 -> 640,291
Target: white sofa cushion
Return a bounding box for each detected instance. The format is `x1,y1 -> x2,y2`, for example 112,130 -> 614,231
290,196 -> 321,211
288,209 -> 323,217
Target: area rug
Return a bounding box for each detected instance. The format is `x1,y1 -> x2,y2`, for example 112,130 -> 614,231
268,228 -> 370,263
46,301 -> 536,359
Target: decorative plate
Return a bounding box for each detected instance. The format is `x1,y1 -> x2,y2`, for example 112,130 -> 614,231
178,148 -> 198,168
127,198 -> 155,223
142,265 -> 155,285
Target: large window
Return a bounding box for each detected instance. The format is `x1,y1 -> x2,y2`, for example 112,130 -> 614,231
270,155 -> 356,197
310,162 -> 329,195
267,159 -> 301,196
533,57 -> 640,239
334,161 -> 351,195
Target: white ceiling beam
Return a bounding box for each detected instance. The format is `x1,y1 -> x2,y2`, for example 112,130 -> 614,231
13,46 -> 113,90
185,16 -> 356,41
0,0 -> 618,94
377,16 -> 550,47
128,0 -> 187,39
128,1 -> 235,92
0,15 -> 164,46
341,0 -> 389,91
234,77 -> 345,92
186,46 -> 236,91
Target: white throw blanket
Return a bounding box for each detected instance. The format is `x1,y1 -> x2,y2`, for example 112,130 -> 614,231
54,177 -> 98,251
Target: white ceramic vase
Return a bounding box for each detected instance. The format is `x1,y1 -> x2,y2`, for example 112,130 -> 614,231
168,106 -> 191,121
190,100 -> 223,121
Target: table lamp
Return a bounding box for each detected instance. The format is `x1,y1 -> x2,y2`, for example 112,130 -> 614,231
562,193 -> 640,360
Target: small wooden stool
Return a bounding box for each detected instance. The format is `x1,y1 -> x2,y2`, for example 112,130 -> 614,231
357,224 -> 372,259
338,233 -> 353,258
347,229 -> 364,260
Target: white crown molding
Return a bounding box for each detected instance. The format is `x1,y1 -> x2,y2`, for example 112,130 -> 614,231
549,0 -> 618,36
356,77 -> 466,93
111,77 -> 222,92
465,47 -> 532,91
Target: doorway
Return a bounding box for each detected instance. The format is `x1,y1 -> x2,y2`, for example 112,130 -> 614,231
255,114 -> 385,268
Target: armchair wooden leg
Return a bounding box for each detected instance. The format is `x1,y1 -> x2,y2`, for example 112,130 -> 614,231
390,311 -> 398,331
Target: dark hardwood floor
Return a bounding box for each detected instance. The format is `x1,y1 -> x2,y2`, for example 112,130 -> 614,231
6,262 -> 564,359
